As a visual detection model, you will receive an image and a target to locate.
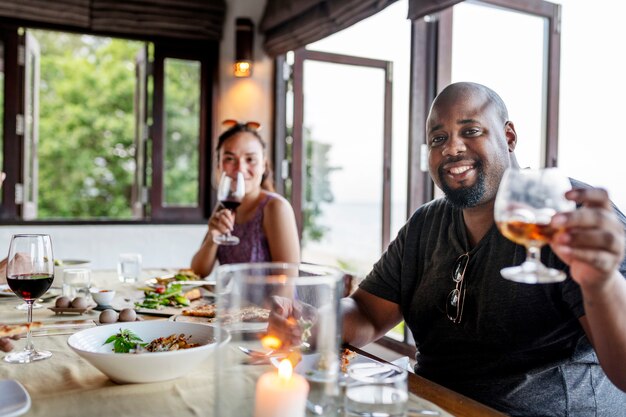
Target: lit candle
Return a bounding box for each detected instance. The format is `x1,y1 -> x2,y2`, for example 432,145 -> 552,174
254,359 -> 309,417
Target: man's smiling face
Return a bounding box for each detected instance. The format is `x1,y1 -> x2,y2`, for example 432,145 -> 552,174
427,85 -> 514,209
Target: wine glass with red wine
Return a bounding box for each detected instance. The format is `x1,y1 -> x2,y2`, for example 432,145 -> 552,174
213,172 -> 246,246
494,168 -> 576,283
4,234 -> 54,363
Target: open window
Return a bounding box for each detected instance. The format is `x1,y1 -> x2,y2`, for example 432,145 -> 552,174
0,27 -> 215,223
20,32 -> 40,220
289,48 -> 393,277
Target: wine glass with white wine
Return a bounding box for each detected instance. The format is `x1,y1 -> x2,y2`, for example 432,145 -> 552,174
494,168 -> 576,283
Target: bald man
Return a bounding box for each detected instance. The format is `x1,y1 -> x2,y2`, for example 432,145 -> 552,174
337,83 -> 626,415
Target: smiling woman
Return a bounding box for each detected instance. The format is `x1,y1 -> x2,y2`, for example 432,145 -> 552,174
190,121 -> 300,277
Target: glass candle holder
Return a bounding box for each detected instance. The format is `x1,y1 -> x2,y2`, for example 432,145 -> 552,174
214,262 -> 344,417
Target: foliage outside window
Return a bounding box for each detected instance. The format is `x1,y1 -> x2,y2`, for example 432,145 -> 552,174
302,127 -> 339,244
33,30 -> 142,219
163,58 -> 200,207
7,29 -> 207,221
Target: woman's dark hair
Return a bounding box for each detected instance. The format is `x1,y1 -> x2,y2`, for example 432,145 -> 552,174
216,123 -> 275,192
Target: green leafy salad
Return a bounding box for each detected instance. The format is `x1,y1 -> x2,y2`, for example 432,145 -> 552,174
134,284 -> 191,310
104,329 -> 146,353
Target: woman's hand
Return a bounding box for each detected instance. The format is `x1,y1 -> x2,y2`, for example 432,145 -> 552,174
208,208 -> 235,240
550,188 -> 625,290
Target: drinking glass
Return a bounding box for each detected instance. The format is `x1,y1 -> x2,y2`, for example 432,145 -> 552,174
4,234 -> 54,363
345,363 -> 408,417
214,262 -> 344,417
212,172 -> 245,246
494,167 -> 576,283
63,268 -> 92,299
117,253 -> 142,283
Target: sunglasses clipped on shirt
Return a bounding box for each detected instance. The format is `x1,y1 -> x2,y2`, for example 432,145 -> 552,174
222,119 -> 262,131
446,253 -> 470,324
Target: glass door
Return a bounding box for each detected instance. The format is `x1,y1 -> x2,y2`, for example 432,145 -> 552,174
291,49 -> 392,276
437,0 -> 561,169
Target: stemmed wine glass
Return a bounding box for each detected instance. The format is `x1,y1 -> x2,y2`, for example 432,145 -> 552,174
4,234 -> 55,363
213,172 -> 245,246
494,168 -> 576,283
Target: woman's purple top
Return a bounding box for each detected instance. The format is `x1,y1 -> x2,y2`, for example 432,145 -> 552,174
217,194 -> 274,265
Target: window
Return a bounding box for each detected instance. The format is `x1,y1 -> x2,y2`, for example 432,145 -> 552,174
279,1 -> 411,280
551,0 -> 626,212
0,27 -> 214,222
436,0 -> 561,170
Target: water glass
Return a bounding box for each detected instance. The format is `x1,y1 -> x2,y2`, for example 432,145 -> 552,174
213,262 -> 344,417
117,253 -> 142,283
345,363 -> 408,417
63,268 -> 92,299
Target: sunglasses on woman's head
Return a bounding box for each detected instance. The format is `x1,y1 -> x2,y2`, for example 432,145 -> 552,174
222,119 -> 262,131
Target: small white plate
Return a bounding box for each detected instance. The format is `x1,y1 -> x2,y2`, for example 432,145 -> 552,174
0,380 -> 31,417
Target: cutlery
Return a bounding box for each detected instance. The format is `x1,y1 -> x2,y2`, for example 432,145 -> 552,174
408,409 -> 441,416
238,346 -> 276,358
23,319 -> 97,338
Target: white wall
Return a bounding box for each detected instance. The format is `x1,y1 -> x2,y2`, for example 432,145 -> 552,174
217,0 -> 273,148
0,225 -> 207,270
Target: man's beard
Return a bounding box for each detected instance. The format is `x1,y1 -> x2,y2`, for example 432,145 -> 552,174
438,163 -> 486,209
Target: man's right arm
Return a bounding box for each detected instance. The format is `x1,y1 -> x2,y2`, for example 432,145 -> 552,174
341,288 -> 403,348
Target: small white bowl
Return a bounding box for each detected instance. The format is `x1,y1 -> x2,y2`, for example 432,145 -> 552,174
90,289 -> 116,306
67,321 -> 229,384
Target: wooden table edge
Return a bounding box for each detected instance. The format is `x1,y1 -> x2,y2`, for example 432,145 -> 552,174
348,346 -> 507,417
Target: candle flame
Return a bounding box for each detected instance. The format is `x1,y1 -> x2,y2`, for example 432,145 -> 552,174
261,335 -> 282,350
278,359 -> 293,381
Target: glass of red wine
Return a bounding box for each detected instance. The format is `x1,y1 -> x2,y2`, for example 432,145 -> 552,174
213,172 -> 245,246
4,234 -> 54,363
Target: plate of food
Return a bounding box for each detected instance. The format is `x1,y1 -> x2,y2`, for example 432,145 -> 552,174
119,283 -> 209,317
0,322 -> 43,338
0,284 -> 15,297
67,321 -> 230,383
144,269 -> 212,289
171,304 -> 269,332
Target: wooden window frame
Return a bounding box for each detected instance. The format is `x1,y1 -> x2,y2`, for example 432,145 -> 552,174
150,41 -> 215,221
290,48 -> 394,249
0,24 -> 217,224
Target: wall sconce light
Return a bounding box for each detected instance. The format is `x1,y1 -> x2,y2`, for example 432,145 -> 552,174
234,18 -> 254,77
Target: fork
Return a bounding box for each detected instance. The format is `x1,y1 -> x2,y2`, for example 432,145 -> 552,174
238,346 -> 276,358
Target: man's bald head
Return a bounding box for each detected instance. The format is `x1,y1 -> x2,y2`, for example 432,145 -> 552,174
432,82 -> 509,125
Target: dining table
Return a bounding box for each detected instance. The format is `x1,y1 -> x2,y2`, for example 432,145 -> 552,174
0,269 -> 506,417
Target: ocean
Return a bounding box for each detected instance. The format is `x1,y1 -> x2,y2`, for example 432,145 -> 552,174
302,201 -> 407,277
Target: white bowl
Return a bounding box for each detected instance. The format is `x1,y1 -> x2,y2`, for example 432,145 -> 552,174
89,288 -> 116,306
67,321 -> 229,384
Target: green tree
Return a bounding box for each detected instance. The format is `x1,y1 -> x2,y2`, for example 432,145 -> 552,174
302,127 -> 341,243
33,30 -> 143,218
163,59 -> 200,206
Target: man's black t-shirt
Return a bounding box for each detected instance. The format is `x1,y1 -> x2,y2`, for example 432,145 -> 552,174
360,181 -> 626,416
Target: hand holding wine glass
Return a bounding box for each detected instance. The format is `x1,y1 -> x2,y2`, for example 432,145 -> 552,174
212,172 -> 245,246
495,168 -> 576,283
4,234 -> 54,363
